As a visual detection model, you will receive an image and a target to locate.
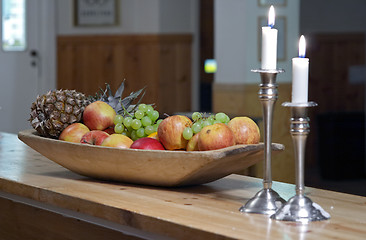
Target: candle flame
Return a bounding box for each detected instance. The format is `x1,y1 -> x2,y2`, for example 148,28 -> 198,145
268,6 -> 275,28
299,35 -> 306,58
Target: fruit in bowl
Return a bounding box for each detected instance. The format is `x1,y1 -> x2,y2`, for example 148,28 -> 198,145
227,117 -> 260,144
130,137 -> 165,150
82,101 -> 116,131
197,123 -> 235,151
80,130 -> 109,145
157,115 -> 192,150
59,123 -> 90,143
101,134 -> 133,149
103,127 -> 115,135
29,89 -> 91,138
186,132 -> 200,151
29,80 -> 145,138
28,80 -> 262,152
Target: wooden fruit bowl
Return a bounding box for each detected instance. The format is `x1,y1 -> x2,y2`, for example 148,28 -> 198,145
18,129 -> 284,187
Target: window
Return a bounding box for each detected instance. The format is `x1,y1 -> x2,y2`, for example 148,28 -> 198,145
2,0 -> 26,51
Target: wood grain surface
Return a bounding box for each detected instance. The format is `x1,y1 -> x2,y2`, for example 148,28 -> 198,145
57,34 -> 192,115
1,132 -> 365,240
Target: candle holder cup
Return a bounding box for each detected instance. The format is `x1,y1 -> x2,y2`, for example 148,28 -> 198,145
270,102 -> 330,223
239,69 -> 286,215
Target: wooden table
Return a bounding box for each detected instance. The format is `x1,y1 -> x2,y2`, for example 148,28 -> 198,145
0,132 -> 365,240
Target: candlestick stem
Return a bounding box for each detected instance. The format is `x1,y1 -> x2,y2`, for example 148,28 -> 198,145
239,69 -> 286,215
271,102 -> 330,222
291,106 -> 309,196
260,78 -> 276,189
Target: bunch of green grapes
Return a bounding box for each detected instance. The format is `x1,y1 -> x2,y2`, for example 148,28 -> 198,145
182,112 -> 230,140
113,104 -> 162,141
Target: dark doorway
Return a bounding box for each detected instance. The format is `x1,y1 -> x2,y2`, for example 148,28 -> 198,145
199,0 -> 214,112
305,33 -> 366,196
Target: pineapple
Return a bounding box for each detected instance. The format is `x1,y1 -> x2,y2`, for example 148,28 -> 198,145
93,80 -> 146,115
29,80 -> 146,138
29,89 -> 91,138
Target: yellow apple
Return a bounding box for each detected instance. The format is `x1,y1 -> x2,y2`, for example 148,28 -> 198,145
186,133 -> 200,151
198,123 -> 235,151
227,117 -> 260,144
59,123 -> 90,143
101,134 -> 133,149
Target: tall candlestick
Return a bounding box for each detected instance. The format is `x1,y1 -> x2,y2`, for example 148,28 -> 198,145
261,6 -> 278,70
292,35 -> 309,103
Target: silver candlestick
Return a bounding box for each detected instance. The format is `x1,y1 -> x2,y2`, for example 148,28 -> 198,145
271,102 -> 330,222
239,69 -> 286,215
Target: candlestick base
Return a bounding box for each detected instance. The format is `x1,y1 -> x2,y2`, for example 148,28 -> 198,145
271,194 -> 330,223
239,188 -> 286,215
270,102 -> 330,222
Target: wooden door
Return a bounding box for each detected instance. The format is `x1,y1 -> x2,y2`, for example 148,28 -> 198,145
306,33 -> 365,178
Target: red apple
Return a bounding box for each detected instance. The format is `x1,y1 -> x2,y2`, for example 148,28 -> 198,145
198,123 -> 235,151
186,133 -> 200,151
104,127 -> 115,135
227,117 -> 260,144
101,134 -> 133,149
59,123 -> 90,143
82,101 -> 116,130
157,115 -> 192,150
130,137 -> 165,150
80,130 -> 109,145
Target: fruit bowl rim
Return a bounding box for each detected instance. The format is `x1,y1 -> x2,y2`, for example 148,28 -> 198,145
19,129 -> 284,155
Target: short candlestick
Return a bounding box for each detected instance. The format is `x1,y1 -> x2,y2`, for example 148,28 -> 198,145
270,102 -> 330,222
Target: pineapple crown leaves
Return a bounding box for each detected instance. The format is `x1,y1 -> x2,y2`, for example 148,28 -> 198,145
93,80 -> 148,116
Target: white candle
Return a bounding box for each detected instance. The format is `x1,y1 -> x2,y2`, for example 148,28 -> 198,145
261,6 -> 278,70
292,35 -> 309,103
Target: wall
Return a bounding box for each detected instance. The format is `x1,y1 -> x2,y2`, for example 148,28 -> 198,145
56,0 -> 200,110
300,0 -> 366,88
301,0 -> 366,34
57,0 -> 196,35
214,0 -> 300,84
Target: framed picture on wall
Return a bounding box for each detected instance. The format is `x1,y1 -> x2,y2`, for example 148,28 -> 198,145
258,0 -> 287,7
258,16 -> 287,62
74,0 -> 118,26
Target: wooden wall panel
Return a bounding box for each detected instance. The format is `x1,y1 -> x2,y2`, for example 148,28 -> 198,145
306,33 -> 365,169
308,33 -> 365,113
160,42 -> 192,113
57,35 -> 192,115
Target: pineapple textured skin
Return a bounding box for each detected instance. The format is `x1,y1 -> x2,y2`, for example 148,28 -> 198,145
29,80 -> 146,138
29,89 -> 90,138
